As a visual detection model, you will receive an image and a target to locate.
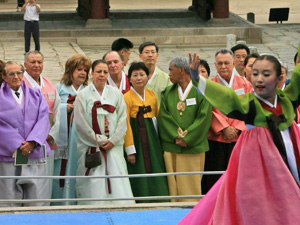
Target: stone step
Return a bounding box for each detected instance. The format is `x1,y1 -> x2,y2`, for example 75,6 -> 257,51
0,10 -> 194,21
0,26 -> 261,41
0,9 -> 262,45
110,9 -> 195,19
0,12 -> 79,21
5,0 -> 77,3
77,35 -> 228,47
0,37 -> 78,43
0,35 -> 228,47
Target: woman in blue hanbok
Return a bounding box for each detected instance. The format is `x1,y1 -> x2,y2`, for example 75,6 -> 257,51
52,54 -> 91,205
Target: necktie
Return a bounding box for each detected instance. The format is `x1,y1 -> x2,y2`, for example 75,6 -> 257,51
15,91 -> 20,98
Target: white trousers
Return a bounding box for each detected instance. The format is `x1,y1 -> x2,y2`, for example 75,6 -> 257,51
0,162 -> 50,207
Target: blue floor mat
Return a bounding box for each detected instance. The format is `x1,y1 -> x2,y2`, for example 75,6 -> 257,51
0,208 -> 191,225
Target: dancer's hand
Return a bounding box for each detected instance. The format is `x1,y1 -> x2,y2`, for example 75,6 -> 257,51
189,52 -> 201,71
189,53 -> 201,82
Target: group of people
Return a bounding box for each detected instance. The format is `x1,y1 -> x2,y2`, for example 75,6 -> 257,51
0,37 -> 299,224
0,39 -> 209,206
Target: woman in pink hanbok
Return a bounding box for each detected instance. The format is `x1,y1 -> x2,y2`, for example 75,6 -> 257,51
180,54 -> 300,225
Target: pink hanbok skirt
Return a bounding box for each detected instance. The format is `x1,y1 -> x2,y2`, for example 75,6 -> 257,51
180,123 -> 300,225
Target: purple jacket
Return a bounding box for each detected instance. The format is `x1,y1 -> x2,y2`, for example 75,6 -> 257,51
0,81 -> 51,162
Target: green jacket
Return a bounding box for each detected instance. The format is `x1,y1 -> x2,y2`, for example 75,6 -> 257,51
158,82 -> 212,154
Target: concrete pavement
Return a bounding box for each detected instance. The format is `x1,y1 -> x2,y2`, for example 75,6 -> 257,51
0,23 -> 297,84
0,0 -> 299,83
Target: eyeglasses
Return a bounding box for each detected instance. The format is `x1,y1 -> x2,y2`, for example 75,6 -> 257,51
142,51 -> 157,55
7,71 -> 24,77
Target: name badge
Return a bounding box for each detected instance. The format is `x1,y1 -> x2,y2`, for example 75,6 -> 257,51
235,88 -> 245,96
47,92 -> 55,100
186,98 -> 196,106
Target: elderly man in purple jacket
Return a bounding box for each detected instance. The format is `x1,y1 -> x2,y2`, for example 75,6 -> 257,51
0,61 -> 51,207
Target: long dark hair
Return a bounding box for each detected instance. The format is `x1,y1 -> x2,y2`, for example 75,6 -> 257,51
199,59 -> 210,76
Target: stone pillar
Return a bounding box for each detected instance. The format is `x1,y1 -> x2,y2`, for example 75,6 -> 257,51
249,46 -> 258,54
91,0 -> 109,19
213,0 -> 229,18
226,34 -> 236,49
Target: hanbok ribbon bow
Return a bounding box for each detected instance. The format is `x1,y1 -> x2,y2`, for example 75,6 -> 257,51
137,105 -> 152,173
87,101 -> 116,193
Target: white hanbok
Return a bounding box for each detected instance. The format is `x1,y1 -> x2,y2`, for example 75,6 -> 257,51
74,84 -> 135,205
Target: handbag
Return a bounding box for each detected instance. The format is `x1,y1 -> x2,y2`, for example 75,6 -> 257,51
85,150 -> 101,169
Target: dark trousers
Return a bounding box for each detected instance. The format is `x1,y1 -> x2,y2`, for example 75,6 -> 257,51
24,21 -> 40,53
201,140 -> 236,194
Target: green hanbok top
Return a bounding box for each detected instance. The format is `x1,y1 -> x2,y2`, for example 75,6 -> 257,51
158,80 -> 212,154
196,64 -> 300,130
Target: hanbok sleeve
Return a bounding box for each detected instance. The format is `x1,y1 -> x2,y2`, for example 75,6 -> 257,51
0,119 -> 25,156
108,91 -> 127,146
210,110 -> 230,135
49,90 -> 61,143
55,83 -> 68,148
182,96 -> 212,147
124,94 -> 136,155
152,93 -> 159,134
284,64 -> 300,109
26,91 -> 51,146
155,93 -> 159,117
158,89 -> 181,143
74,92 -> 98,147
197,76 -> 254,123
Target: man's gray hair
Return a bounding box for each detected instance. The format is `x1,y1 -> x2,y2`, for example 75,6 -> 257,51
24,51 -> 44,63
215,48 -> 234,60
3,61 -> 25,76
102,50 -> 124,63
170,57 -> 190,75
